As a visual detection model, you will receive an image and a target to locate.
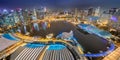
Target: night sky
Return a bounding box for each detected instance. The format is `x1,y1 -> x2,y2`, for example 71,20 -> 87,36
0,0 -> 120,9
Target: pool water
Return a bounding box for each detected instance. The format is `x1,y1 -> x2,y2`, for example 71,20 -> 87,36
2,33 -> 18,41
48,44 -> 66,50
25,43 -> 45,48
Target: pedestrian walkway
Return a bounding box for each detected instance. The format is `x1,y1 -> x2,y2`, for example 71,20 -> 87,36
103,47 -> 120,60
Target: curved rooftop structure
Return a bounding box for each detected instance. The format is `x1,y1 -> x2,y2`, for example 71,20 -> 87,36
0,37 -> 18,52
0,33 -> 19,52
10,42 -> 79,60
78,24 -> 112,38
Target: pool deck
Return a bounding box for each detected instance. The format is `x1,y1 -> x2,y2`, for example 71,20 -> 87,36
0,37 -> 18,52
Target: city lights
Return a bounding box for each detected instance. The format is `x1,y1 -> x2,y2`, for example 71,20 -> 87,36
0,0 -> 120,60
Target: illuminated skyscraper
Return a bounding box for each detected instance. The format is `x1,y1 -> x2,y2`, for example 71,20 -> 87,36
36,7 -> 47,20
3,9 -> 8,14
33,8 -> 37,19
95,7 -> 100,16
88,7 -> 94,16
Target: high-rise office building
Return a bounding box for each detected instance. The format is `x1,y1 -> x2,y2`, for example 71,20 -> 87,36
88,7 -> 94,16
94,7 -> 100,16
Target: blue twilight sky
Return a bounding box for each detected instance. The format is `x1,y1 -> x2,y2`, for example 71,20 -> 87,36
0,0 -> 120,9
